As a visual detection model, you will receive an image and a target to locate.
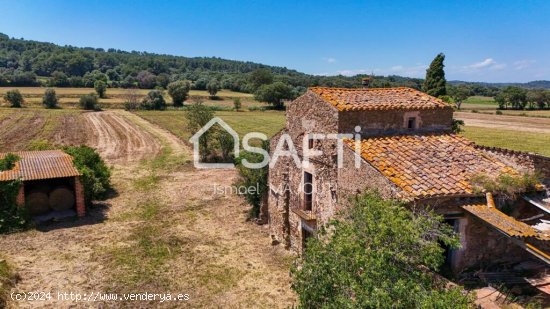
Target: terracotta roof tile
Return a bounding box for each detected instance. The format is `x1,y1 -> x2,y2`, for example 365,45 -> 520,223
462,204 -> 550,240
344,134 -> 517,199
0,150 -> 81,182
309,87 -> 451,111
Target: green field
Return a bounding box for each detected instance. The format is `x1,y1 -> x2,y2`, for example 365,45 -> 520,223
135,110 -> 286,141
462,126 -> 550,156
136,109 -> 550,157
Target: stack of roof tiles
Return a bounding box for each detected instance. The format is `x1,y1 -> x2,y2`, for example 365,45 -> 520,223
309,87 -> 452,111
344,134 -> 517,199
0,150 -> 81,182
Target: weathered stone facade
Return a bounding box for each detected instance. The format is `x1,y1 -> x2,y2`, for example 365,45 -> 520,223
267,87 -> 550,272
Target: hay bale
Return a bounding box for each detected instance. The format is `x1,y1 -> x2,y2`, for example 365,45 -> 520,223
26,190 -> 50,216
49,186 -> 75,211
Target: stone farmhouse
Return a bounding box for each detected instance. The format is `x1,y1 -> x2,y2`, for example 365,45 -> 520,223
267,86 -> 550,272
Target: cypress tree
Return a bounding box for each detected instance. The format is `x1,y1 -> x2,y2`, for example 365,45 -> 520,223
423,53 -> 447,97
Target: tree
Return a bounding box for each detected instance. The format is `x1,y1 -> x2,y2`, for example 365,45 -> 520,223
233,98 -> 242,111
254,82 -> 293,109
291,191 -> 472,308
136,70 -> 157,89
167,80 -> 191,107
79,93 -> 100,110
94,80 -> 107,98
503,86 -> 527,110
3,89 -> 24,108
140,90 -> 166,110
249,68 -> 274,90
527,89 -> 547,110
207,80 -> 220,97
495,92 -> 507,109
63,145 -> 111,203
42,88 -> 59,108
185,102 -> 214,160
448,84 -> 471,109
423,53 -> 447,97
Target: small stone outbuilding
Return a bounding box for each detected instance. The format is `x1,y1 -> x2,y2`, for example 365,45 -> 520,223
268,87 -> 550,272
0,150 -> 85,219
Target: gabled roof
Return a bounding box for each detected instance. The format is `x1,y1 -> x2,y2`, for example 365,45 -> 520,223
0,150 -> 81,182
344,133 -> 517,199
309,87 -> 451,111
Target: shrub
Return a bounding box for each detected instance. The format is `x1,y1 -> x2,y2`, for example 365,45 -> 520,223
0,153 -> 19,171
79,93 -> 100,110
63,146 -> 111,203
123,88 -> 141,110
167,80 -> 191,107
451,119 -> 464,133
234,140 -> 269,219
495,110 -> 503,115
0,154 -> 28,234
471,172 -> 540,201
207,80 -> 220,97
42,88 -> 58,108
140,90 -> 166,110
3,89 -> 24,108
94,80 -> 107,98
233,98 -> 242,111
185,102 -> 215,159
291,191 -> 472,308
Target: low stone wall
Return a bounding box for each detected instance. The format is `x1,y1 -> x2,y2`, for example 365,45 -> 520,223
475,145 -> 550,179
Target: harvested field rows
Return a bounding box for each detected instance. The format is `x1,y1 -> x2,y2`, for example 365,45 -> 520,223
0,108 -> 295,308
455,111 -> 550,134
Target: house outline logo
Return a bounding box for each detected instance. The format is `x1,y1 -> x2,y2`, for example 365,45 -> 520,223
189,117 -> 239,169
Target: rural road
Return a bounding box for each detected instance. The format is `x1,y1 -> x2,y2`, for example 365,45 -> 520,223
454,112 -> 550,134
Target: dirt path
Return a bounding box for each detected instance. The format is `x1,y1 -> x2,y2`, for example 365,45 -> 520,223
455,112 -> 550,134
0,111 -> 295,308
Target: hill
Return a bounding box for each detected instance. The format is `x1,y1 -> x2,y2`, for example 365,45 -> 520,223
0,33 -> 547,93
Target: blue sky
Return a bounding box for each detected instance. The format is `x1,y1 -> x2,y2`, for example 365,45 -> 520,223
0,0 -> 548,82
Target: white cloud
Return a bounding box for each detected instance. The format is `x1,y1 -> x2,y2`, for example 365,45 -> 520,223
459,58 -> 506,73
513,59 -> 535,70
323,57 -> 337,64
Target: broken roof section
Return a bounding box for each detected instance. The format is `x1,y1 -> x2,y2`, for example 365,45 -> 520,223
345,133 -> 518,199
309,87 -> 452,112
462,204 -> 549,240
0,150 -> 81,182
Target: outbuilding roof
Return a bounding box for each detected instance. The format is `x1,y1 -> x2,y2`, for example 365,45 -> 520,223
462,204 -> 550,241
345,133 -> 517,199
0,150 -> 81,182
309,87 -> 451,111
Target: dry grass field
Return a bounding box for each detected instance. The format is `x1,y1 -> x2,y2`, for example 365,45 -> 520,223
0,109 -> 296,308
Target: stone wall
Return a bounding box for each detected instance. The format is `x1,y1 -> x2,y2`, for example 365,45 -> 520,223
338,107 -> 453,136
476,145 -> 550,179
268,92 -> 341,251
74,177 -> 86,217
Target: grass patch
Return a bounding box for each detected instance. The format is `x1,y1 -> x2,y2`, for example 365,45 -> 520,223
462,126 -> 550,156
0,259 -> 17,308
135,110 -> 286,141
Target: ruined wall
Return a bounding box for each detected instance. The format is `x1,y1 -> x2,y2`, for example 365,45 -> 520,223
268,91 -> 340,251
457,213 -> 533,271
338,107 -> 453,136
